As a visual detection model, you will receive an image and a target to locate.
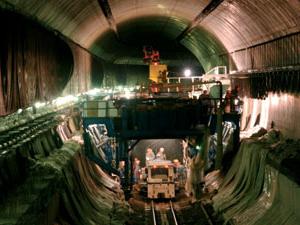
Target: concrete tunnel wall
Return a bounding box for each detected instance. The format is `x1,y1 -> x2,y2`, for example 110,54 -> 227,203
0,10 -> 104,115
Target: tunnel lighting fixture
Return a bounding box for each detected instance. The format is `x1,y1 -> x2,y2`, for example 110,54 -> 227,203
1,150 -> 8,155
53,95 -> 78,107
86,88 -> 101,96
184,69 -> 192,77
234,99 -> 239,105
17,108 -> 23,114
34,102 -> 46,108
124,90 -> 133,99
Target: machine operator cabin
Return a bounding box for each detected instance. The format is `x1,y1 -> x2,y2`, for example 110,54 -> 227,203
0,0 -> 299,225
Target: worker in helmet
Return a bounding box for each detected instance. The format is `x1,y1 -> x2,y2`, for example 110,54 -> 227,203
145,147 -> 155,164
156,147 -> 166,160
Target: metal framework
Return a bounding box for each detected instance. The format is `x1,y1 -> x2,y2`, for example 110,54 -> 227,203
80,80 -> 242,189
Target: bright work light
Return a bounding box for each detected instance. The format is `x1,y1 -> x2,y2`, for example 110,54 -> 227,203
184,69 -> 191,77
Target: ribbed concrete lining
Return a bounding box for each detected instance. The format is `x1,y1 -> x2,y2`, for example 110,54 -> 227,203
203,0 -> 300,51
2,0 -> 300,71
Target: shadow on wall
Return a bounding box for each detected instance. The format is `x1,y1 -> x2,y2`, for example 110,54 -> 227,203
102,63 -> 149,87
0,10 -> 73,115
62,41 -> 105,95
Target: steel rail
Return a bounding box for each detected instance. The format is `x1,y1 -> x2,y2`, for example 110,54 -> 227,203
151,200 -> 157,225
169,201 -> 179,225
200,203 -> 214,225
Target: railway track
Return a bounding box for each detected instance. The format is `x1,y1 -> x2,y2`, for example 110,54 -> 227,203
150,200 -> 178,225
144,200 -> 214,225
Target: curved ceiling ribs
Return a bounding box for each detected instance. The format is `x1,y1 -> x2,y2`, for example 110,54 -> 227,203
176,0 -> 224,42
1,0 -> 299,72
92,0 -> 228,71
97,0 -> 118,37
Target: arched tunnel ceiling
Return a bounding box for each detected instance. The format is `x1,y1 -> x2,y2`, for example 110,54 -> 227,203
2,0 -> 300,72
90,15 -> 215,69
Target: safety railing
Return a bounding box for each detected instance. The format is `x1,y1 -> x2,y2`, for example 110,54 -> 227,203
205,66 -> 227,75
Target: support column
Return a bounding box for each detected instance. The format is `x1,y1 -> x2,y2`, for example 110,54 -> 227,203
216,81 -> 223,169
118,138 -> 129,187
215,107 -> 223,169
124,140 -> 129,188
119,103 -> 130,189
202,127 -> 210,170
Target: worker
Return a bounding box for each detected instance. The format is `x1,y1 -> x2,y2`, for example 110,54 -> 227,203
230,85 -> 240,113
145,147 -> 155,164
173,159 -> 186,188
224,90 -> 232,113
133,158 -> 141,183
199,90 -> 209,99
198,89 -> 211,117
118,161 -> 125,187
156,147 -> 166,160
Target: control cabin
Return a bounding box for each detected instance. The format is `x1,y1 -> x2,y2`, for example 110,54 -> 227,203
146,160 -> 176,199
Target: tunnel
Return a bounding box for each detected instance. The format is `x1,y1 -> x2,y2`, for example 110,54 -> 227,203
0,0 -> 300,224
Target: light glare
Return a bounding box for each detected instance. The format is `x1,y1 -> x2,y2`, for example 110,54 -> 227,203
184,69 -> 191,77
